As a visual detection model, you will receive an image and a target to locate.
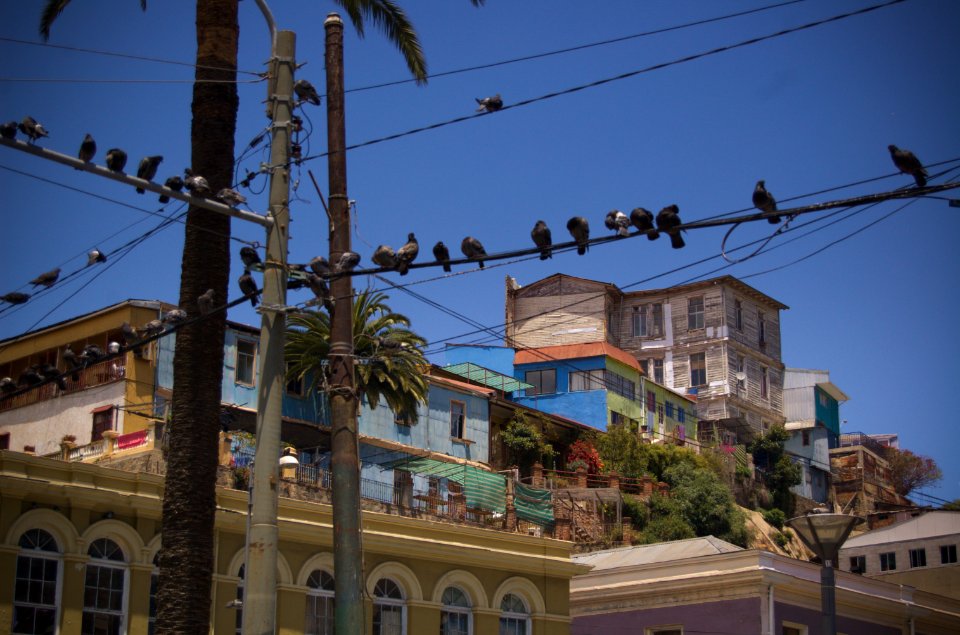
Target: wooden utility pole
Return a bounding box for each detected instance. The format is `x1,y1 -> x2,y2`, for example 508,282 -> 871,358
325,12 -> 365,635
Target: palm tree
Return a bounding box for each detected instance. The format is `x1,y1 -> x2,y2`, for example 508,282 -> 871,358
40,1 -> 480,632
286,290 -> 428,421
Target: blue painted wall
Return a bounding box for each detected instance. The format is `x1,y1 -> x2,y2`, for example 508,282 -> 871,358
814,385 -> 841,446
513,355 -> 611,430
443,344 -> 516,378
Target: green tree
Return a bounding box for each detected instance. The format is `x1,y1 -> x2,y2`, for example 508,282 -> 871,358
595,423 -> 647,479
500,411 -> 554,473
748,424 -> 801,514
662,463 -> 749,547
886,447 -> 943,497
286,290 -> 428,420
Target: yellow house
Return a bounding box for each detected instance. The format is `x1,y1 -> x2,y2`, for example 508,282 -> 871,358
0,447 -> 585,634
0,300 -> 171,457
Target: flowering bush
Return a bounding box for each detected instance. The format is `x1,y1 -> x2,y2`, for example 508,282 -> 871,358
566,439 -> 604,475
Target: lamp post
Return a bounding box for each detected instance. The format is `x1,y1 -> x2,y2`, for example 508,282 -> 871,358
785,510 -> 863,635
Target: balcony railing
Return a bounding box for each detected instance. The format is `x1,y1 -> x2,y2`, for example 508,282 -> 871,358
0,359 -> 126,412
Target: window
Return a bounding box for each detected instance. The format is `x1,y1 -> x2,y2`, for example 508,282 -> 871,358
646,390 -> 656,411
606,372 -> 636,401
13,529 -> 61,635
665,401 -> 674,419
305,570 -> 335,635
781,625 -> 805,635
499,593 -> 529,635
909,548 -> 927,568
849,555 -> 866,574
818,391 -> 829,407
735,354 -> 745,389
941,544 -> 958,564
236,339 -> 257,386
91,405 -> 115,442
569,369 -> 604,392
524,369 -> 555,396
677,407 -> 685,424
440,586 -> 471,635
651,303 -> 664,337
687,296 -> 704,330
450,400 -> 465,439
610,411 -> 627,427
880,551 -> 897,571
373,578 -> 405,635
689,353 -> 706,387
83,538 -> 127,635
657,404 -> 664,426
758,311 -> 767,347
734,299 -> 743,330
802,430 -> 810,446
649,358 -> 664,384
648,629 -> 683,635
632,306 -> 647,337
760,366 -> 769,399
0,432 -> 9,450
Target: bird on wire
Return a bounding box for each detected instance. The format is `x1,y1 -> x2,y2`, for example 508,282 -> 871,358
105,148 -> 127,173
159,175 -> 184,204
461,236 -> 487,269
87,249 -> 107,266
395,233 -> 419,275
433,241 -> 452,272
656,205 -> 685,249
217,188 -> 247,208
752,180 -> 780,224
335,251 -> 361,275
136,156 -> 163,193
475,94 -> 503,113
184,168 -> 211,197
307,274 -> 335,313
308,256 -> 332,278
604,210 -> 630,237
18,116 -> 48,143
238,272 -> 259,307
30,268 -> 60,288
1,291 -> 30,305
566,216 -> 590,255
630,207 -> 657,240
531,220 -> 553,260
372,245 -> 397,269
239,246 -> 262,269
888,145 -> 927,188
0,121 -> 16,140
294,79 -> 322,106
78,134 -> 96,163
197,289 -> 215,315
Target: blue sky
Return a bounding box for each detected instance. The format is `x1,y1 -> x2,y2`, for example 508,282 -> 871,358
1,0 -> 958,503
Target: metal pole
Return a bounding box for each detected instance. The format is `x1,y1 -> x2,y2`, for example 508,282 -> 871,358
243,28 -> 294,635
325,13 -> 364,635
821,559 -> 837,635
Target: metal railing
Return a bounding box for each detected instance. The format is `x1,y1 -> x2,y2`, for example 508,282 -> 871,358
0,359 -> 126,412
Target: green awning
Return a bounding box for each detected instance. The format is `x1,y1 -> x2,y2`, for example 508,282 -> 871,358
389,457 -> 506,513
442,362 -> 533,393
515,482 -> 554,526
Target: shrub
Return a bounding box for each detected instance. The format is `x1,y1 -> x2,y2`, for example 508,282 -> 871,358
773,531 -> 789,549
762,508 -> 786,530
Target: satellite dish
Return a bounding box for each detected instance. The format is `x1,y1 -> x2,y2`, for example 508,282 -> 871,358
735,372 -> 747,382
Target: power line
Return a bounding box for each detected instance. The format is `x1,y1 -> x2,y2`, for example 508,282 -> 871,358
299,0 -> 909,162
0,77 -> 265,85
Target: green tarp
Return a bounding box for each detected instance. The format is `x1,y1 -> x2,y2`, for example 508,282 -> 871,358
514,482 -> 555,526
391,457 -> 506,514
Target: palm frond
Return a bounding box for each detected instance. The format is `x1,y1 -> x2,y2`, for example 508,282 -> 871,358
40,0 -> 146,40
334,0 -> 427,83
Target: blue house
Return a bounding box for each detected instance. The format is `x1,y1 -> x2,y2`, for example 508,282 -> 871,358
783,368 -> 849,503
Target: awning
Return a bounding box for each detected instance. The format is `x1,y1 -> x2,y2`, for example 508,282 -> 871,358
389,457 -> 506,513
515,482 -> 554,526
442,362 -> 533,393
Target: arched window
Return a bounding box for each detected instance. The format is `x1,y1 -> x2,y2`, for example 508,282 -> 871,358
83,538 -> 127,635
13,528 -> 61,635
440,586 -> 471,635
372,577 -> 405,635
148,553 -> 160,635
305,569 -> 335,635
498,593 -> 530,635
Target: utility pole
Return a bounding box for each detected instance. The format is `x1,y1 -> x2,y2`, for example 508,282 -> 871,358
325,13 -> 365,635
242,27 -> 294,635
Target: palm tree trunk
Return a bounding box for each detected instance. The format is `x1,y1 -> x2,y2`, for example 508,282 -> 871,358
155,1 -> 238,632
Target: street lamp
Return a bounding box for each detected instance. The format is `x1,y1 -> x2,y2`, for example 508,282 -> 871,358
786,509 -> 863,635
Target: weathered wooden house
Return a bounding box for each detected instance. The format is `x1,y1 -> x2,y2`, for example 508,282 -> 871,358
505,274 -> 788,444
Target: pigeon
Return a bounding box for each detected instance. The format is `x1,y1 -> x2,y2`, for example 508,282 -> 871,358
566,216 -> 590,255
238,272 -> 259,307
395,233 -> 419,275
217,188 -> 247,207
162,309 -> 188,325
105,148 -> 127,173
372,245 -> 397,269
294,79 -> 322,106
630,207 -> 658,240
239,246 -> 262,269
80,344 -> 105,364
335,251 -> 361,274
656,205 -> 685,249
30,268 -> 60,288
78,134 -> 97,163
18,116 -> 49,142
604,209 -> 630,237
433,241 -> 452,272
159,175 -> 184,204
1,291 -> 30,305
531,220 -> 553,260
197,288 -> 215,315
475,94 -> 503,113
888,145 -> 927,188
0,377 -> 16,394
38,363 -> 66,390
135,155 -> 163,193
139,320 -> 165,339
308,256 -> 332,278
18,367 -> 43,387
63,345 -> 81,370
87,248 -> 107,266
119,322 -> 144,357
0,121 -> 17,140
461,236 -> 487,269
752,180 -> 780,224
184,168 -> 211,197
306,273 -> 335,313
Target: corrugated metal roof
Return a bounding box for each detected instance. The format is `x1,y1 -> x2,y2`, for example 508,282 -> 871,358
573,536 -> 743,570
514,342 -> 643,373
441,362 -> 532,393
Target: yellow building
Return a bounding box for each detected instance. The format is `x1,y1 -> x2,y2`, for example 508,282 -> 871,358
0,300 -> 171,457
0,446 -> 585,634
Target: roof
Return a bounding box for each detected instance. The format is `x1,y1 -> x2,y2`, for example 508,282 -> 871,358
572,536 -> 743,570
514,342 -> 643,373
784,368 -> 849,402
842,511 -> 960,549
441,361 -> 533,393
0,299 -> 169,346
427,374 -> 496,397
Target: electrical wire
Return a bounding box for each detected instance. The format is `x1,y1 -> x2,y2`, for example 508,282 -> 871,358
0,77 -> 265,85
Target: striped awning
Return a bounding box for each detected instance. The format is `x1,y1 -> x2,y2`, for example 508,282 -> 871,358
390,457 -> 506,513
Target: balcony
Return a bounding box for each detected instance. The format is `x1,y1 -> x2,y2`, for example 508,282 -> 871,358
0,358 -> 126,412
